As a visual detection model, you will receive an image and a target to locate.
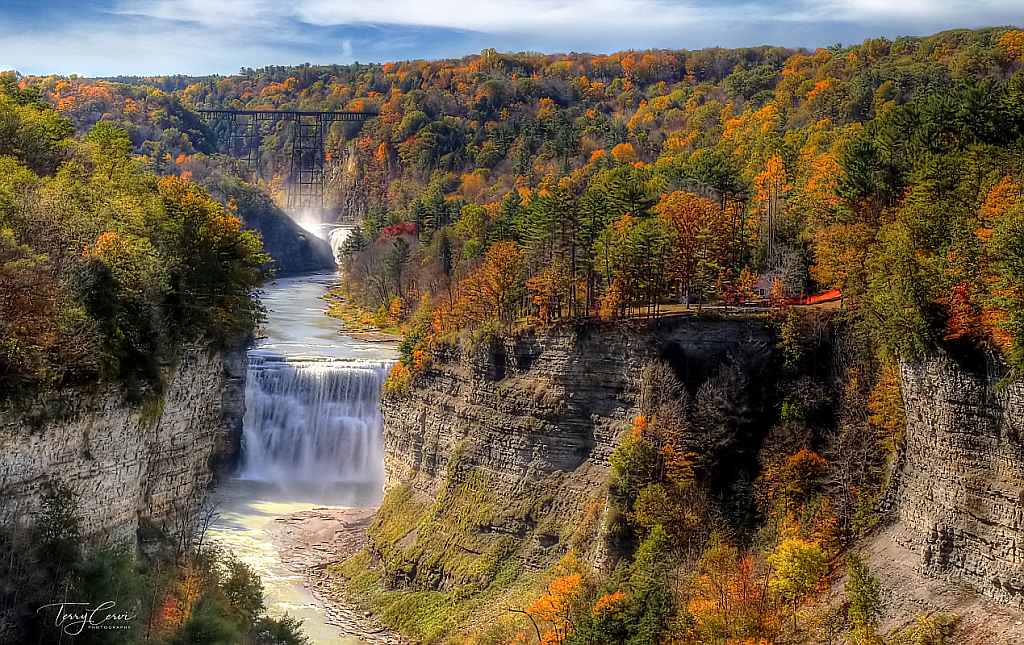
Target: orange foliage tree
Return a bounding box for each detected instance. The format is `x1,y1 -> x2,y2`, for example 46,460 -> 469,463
441,240 -> 526,331
755,449 -> 828,525
655,191 -> 732,308
688,541 -> 771,640
525,561 -> 585,645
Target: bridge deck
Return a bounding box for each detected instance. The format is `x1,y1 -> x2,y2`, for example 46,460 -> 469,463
196,109 -> 378,121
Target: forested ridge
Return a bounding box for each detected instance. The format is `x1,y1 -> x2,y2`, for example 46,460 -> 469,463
4,25 -> 1024,645
10,28 -> 1024,382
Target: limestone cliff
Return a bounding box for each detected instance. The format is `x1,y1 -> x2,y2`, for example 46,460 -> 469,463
889,353 -> 1024,609
367,316 -> 1024,641
375,318 -> 775,587
0,342 -> 247,543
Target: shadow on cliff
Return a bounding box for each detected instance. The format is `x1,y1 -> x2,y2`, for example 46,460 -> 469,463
213,181 -> 336,276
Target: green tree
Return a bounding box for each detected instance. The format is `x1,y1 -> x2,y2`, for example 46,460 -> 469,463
220,555 -> 264,628
845,553 -> 882,643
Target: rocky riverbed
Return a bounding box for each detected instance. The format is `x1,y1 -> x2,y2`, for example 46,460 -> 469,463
267,507 -> 406,645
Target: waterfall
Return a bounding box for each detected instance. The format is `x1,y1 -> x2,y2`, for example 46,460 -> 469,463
329,226 -> 352,261
239,355 -> 392,486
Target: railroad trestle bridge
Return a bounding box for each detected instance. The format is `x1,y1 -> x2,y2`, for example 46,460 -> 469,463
196,109 -> 377,210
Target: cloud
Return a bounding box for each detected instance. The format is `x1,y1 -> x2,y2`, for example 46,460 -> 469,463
1,0 -> 1021,76
114,0 -> 277,28
812,0 -> 1014,24
107,0 -> 1024,57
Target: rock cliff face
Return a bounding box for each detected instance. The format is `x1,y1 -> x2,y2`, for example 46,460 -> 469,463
376,316 -> 1024,624
892,354 -> 1024,609
377,318 -> 774,582
0,343 -> 247,543
218,183 -> 337,275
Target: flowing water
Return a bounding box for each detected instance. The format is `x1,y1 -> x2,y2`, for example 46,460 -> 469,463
208,271 -> 398,643
240,356 -> 391,488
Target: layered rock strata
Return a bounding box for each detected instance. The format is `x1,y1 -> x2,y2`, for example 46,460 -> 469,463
895,353 -> 1024,608
378,318 -> 773,579
0,342 -> 247,543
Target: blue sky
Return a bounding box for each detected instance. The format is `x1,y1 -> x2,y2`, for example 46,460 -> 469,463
1,0 -> 1021,77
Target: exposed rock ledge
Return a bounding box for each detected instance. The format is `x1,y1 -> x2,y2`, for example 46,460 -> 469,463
892,352 -> 1024,611
378,318 -> 775,584
0,342 -> 247,543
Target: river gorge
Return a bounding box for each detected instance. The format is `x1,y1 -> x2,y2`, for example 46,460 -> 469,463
7,269 -> 1024,643
208,271 -> 397,644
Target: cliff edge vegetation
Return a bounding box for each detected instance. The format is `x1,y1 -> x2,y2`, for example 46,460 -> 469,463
0,77 -> 267,399
0,77 -> 298,645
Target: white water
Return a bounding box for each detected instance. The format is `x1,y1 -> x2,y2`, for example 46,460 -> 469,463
287,209 -> 353,264
240,357 -> 391,487
328,226 -> 354,260
209,271 -> 398,643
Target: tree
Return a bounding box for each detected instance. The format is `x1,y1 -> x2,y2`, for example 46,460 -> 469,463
756,449 -> 828,522
220,555 -> 264,628
845,553 -> 882,644
769,538 -> 828,627
444,240 -> 526,329
0,226 -> 59,387
682,148 -> 745,212
526,556 -> 585,645
86,121 -> 134,182
384,236 -> 412,299
0,80 -> 74,176
484,240 -> 526,322
753,155 -> 792,262
607,165 -> 658,218
809,223 -> 874,299
158,176 -> 268,341
655,191 -> 732,309
594,214 -> 672,317
526,257 -> 572,321
250,614 -> 311,645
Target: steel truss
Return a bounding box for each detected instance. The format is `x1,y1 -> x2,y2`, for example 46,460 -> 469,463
197,109 -> 375,210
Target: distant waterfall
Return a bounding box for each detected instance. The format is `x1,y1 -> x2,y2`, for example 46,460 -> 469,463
239,356 -> 392,485
329,226 -> 353,262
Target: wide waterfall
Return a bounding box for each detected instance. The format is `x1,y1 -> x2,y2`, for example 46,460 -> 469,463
239,355 -> 392,486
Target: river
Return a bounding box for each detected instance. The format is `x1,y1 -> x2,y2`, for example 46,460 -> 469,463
207,271 -> 398,644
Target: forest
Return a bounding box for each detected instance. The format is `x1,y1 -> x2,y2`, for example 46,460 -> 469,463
3,24 -> 1024,645
0,76 -> 266,397
10,29 -> 1023,379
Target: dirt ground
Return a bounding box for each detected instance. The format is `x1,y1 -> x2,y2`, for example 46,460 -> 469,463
829,526 -> 1024,644
266,507 -> 407,645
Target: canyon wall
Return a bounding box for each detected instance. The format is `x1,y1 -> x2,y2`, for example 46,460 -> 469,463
377,318 -> 775,584
0,342 -> 247,543
892,353 -> 1024,609
372,314 -> 1024,636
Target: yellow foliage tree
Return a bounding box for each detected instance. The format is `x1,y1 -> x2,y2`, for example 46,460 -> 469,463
1000,30 -> 1024,59
611,142 -> 638,164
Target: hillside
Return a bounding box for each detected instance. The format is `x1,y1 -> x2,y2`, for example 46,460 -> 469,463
5,26 -> 1024,644
14,28 -> 1024,369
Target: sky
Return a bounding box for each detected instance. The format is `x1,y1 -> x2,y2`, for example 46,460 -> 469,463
0,0 -> 1022,77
